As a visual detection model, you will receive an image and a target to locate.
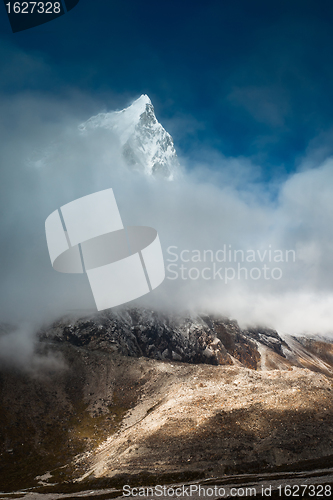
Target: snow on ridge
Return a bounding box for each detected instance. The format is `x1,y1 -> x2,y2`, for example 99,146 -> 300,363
79,95 -> 152,145
79,95 -> 179,180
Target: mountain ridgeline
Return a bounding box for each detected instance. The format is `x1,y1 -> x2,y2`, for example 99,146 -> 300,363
42,309 -> 333,376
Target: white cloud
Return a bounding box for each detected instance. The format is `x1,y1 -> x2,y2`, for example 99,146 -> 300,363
1,90 -> 333,354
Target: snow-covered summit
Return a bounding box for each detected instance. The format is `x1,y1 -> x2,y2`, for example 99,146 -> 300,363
80,95 -> 179,180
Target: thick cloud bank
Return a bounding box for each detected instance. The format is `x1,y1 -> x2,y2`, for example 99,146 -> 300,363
1,91 -> 333,348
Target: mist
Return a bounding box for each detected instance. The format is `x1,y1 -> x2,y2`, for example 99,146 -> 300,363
1,88 -> 333,372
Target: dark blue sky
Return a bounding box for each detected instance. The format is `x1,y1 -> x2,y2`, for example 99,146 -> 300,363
1,0 -> 333,178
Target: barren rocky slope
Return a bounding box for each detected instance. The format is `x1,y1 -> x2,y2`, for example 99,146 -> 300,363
1,309 -> 333,494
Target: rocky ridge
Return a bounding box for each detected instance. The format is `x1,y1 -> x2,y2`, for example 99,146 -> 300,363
40,308 -> 333,377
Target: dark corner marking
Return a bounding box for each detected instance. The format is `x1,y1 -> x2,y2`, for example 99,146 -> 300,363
3,0 -> 81,33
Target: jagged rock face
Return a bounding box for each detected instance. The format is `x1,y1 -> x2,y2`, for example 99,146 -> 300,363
244,326 -> 288,358
122,99 -> 179,178
211,318 -> 261,369
80,95 -> 179,179
41,309 -> 284,371
41,309 -> 333,377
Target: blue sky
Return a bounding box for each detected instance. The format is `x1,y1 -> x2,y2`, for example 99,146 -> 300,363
2,0 -> 333,180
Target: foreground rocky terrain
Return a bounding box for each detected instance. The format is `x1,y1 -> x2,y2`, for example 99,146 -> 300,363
1,309 -> 333,495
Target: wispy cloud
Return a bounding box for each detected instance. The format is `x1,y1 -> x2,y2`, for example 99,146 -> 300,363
1,85 -> 333,373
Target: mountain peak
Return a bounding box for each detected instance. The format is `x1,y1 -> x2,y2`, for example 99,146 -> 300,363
80,95 -> 179,180
124,94 -> 152,111
113,94 -> 152,129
